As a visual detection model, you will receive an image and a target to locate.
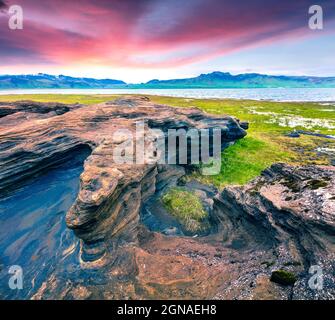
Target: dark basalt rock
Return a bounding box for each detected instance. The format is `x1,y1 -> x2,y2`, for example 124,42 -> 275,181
286,131 -> 300,138
286,130 -> 335,140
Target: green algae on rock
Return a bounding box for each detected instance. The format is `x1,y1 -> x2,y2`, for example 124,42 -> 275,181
161,187 -> 209,234
270,270 -> 298,286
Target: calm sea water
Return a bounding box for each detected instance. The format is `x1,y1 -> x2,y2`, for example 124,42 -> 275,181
1,88 -> 335,102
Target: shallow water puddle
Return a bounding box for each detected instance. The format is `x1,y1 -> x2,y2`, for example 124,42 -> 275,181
266,115 -> 335,129
0,149 -> 89,299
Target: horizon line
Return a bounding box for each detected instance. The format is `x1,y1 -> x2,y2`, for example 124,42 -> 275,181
1,70 -> 335,85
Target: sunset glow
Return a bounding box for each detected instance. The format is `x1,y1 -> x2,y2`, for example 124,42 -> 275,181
1,0 -> 335,82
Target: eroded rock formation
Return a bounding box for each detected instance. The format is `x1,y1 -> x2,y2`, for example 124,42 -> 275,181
0,97 -> 334,300
29,163 -> 334,300
214,163 -> 335,299
0,96 -> 247,263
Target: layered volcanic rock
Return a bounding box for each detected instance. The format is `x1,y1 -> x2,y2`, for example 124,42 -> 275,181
32,163 -> 334,300
0,101 -> 74,118
213,163 -> 335,299
1,97 -> 334,300
0,96 -> 247,263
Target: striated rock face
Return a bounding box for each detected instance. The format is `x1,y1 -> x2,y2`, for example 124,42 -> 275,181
0,101 -> 74,118
30,163 -> 334,300
214,163 -> 335,299
215,163 -> 335,260
0,96 -> 247,262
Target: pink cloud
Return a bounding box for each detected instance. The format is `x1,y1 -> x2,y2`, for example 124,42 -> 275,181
0,0 -> 334,69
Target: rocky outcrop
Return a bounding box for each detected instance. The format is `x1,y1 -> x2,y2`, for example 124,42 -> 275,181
213,163 -> 335,299
215,163 -> 334,259
0,96 -> 247,262
1,97 -> 334,300
0,101 -> 76,127
30,163 -> 334,300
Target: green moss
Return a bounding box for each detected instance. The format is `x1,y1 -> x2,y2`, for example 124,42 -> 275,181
161,187 -> 208,233
270,270 -> 298,286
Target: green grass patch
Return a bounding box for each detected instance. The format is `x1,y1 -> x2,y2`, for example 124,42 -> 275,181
194,136 -> 291,188
149,95 -> 335,187
161,187 -> 208,234
0,94 -> 120,105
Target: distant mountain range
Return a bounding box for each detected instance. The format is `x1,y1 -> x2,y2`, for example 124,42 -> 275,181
1,72 -> 335,89
0,74 -> 126,89
138,72 -> 335,88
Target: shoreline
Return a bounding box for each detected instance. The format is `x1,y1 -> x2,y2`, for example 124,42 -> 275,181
0,89 -> 335,103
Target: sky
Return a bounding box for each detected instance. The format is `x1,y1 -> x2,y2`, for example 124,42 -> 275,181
0,0 -> 335,83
